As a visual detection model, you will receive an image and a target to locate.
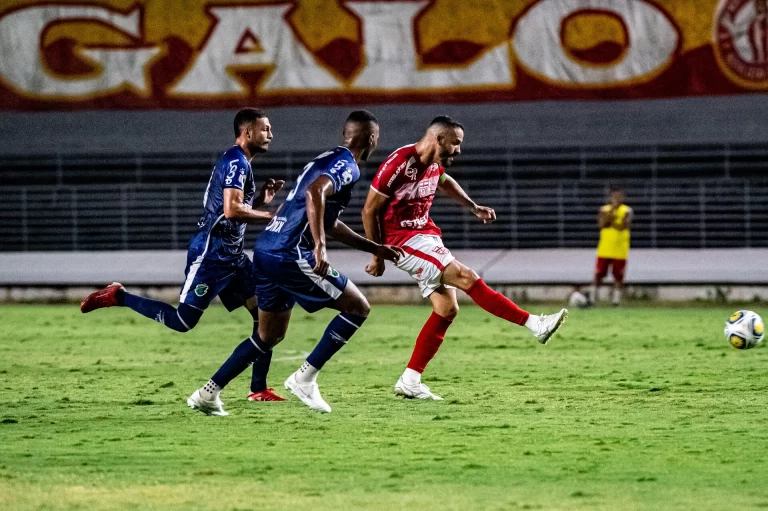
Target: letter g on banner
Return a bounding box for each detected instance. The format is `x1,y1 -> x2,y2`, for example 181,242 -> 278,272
0,5 -> 160,99
513,0 -> 680,86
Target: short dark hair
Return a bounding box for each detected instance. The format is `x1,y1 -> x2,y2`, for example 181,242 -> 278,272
346,110 -> 378,124
234,108 -> 267,137
429,115 -> 464,131
609,183 -> 625,193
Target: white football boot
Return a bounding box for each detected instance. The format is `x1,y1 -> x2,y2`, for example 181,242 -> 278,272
394,377 -> 444,400
284,372 -> 331,413
531,308 -> 568,344
187,389 -> 229,416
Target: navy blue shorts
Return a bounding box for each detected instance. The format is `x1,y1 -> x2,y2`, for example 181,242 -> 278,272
252,250 -> 349,313
180,252 -> 256,311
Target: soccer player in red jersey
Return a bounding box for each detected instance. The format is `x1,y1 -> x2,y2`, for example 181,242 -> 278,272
362,116 -> 567,400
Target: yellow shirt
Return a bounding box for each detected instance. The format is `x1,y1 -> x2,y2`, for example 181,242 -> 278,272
597,204 -> 631,259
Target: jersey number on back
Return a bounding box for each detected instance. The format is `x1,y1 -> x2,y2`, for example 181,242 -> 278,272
286,162 -> 313,201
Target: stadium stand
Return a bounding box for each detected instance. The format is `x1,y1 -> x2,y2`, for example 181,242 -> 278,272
2,143 -> 767,252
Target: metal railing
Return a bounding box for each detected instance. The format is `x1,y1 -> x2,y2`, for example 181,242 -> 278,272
1,143 -> 767,251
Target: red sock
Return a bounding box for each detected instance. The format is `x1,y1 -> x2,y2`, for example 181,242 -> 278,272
466,279 -> 530,326
407,312 -> 453,373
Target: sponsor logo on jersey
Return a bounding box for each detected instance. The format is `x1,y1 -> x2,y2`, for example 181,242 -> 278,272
194,283 -> 209,297
405,159 -> 418,180
400,214 -> 429,229
387,161 -> 407,188
265,216 -> 287,233
417,176 -> 439,198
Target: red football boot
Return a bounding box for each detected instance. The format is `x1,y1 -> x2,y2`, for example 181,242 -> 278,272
247,388 -> 286,402
80,282 -> 124,313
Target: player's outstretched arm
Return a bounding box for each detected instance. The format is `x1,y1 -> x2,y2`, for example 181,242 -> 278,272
223,188 -> 273,224
438,174 -> 496,224
329,220 -> 403,263
361,189 -> 389,276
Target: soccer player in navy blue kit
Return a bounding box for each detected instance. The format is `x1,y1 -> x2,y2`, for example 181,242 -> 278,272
81,108 -> 286,401
188,110 -> 403,415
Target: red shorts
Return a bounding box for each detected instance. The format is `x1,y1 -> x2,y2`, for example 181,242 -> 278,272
595,258 -> 626,283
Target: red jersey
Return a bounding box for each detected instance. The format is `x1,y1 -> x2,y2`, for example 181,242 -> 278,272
370,144 -> 444,246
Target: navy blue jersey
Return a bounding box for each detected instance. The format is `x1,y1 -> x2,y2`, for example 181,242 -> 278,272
189,145 -> 255,262
255,146 -> 359,258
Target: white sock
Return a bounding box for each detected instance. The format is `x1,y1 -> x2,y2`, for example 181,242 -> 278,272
524,314 -> 540,332
200,380 -> 221,400
612,288 -> 622,305
295,361 -> 319,384
402,367 -> 421,385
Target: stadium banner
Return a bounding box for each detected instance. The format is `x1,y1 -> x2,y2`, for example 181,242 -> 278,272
1,0 -> 767,110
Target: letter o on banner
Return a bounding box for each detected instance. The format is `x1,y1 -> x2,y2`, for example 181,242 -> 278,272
513,0 -> 679,86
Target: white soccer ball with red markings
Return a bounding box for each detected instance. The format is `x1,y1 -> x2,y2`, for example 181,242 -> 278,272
724,310 -> 765,350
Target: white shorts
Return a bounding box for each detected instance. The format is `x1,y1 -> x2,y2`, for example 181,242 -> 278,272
396,234 -> 455,298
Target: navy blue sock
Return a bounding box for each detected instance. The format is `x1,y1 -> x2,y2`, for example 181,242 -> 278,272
306,313 -> 366,370
250,350 -> 273,392
120,291 -> 201,333
212,334 -> 271,389
249,319 -> 272,392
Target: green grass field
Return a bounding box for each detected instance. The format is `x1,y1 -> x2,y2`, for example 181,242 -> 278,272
1,304 -> 767,511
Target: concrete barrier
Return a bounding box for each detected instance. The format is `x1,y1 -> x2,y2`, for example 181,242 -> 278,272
1,249 -> 765,286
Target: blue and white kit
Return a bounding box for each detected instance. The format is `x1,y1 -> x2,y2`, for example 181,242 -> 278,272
253,146 -> 360,312
180,145 -> 257,311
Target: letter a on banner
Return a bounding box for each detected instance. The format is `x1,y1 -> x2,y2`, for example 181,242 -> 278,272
171,5 -> 340,96
347,1 -> 512,89
0,5 -> 159,98
514,0 -> 679,86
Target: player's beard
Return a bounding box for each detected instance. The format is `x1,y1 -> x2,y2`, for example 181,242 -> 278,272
249,141 -> 269,154
438,146 -> 455,167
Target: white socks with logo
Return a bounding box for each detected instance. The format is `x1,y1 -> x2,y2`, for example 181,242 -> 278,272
200,379 -> 221,400
295,361 -> 319,384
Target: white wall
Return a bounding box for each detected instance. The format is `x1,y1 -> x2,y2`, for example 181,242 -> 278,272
1,249 -> 765,286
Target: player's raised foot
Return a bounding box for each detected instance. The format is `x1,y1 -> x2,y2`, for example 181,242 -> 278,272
187,389 -> 229,416
80,282 -> 124,313
284,372 -> 331,413
394,377 -> 444,400
247,388 -> 286,402
532,308 -> 568,345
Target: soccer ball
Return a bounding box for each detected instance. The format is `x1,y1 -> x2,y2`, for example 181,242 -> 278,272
568,291 -> 589,309
724,310 -> 765,350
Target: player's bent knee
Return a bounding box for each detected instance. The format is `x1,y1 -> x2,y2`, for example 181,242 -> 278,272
177,303 -> 202,332
455,268 -> 478,292
266,333 -> 286,345
349,297 -> 371,318
440,304 -> 459,321
442,261 -> 478,292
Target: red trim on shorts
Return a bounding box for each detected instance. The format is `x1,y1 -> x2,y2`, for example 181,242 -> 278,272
402,245 -> 446,271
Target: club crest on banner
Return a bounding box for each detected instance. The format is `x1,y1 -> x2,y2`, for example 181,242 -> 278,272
715,0 -> 768,88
